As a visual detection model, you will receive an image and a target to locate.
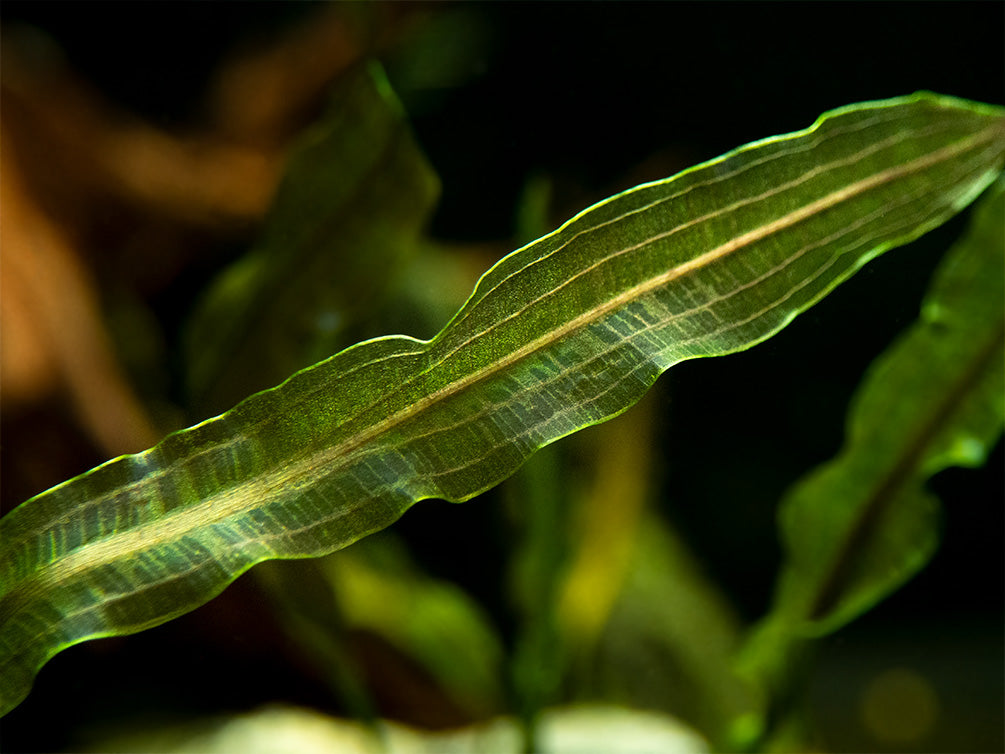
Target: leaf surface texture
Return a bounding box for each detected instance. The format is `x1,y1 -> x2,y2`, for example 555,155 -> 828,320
2,92 -> 1003,715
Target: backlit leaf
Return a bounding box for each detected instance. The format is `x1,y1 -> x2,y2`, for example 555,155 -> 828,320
2,92 -> 1003,716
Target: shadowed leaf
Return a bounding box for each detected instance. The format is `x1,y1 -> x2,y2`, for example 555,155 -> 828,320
186,62 -> 439,415
738,180 -> 1004,706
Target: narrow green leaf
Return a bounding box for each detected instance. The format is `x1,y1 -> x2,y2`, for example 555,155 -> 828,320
506,443 -> 572,752
2,92 -> 1003,716
738,180 -> 1004,700
806,183 -> 1004,628
596,513 -> 757,747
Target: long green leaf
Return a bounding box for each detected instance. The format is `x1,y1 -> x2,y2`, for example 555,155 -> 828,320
737,179 -> 1004,702
2,92 -> 1003,716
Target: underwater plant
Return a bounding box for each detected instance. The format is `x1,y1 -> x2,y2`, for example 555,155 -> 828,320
1,66 -> 1002,751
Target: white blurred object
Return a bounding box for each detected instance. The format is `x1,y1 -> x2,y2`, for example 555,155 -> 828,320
91,704 -> 709,754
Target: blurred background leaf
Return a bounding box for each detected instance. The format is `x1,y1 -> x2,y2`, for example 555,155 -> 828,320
184,62 -> 439,417
736,180 -> 1004,749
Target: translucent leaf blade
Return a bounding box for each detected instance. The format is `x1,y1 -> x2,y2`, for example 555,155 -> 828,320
2,92 -> 1003,716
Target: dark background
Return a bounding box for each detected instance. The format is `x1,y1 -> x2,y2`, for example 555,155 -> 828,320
1,3 -> 1002,752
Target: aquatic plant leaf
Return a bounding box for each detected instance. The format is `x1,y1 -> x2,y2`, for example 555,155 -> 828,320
739,180 -> 1004,699
186,62 -> 439,414
320,535 -> 506,718
2,93 -> 1003,716
597,513 -> 757,745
